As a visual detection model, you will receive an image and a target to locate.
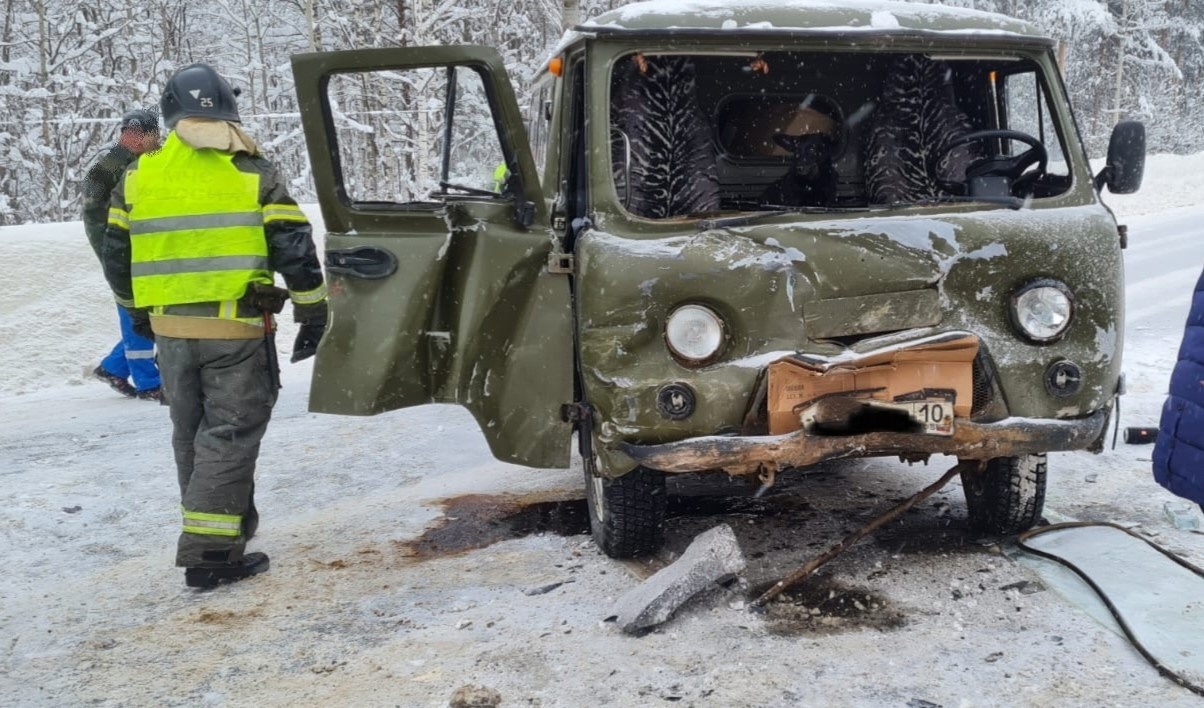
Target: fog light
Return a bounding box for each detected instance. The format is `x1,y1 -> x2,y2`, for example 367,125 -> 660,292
657,383 -> 696,420
1045,360 -> 1082,397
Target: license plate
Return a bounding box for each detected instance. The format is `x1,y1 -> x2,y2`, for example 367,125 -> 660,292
892,398 -> 955,436
795,389 -> 956,436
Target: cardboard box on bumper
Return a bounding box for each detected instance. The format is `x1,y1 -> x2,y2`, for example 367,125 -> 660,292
767,335 -> 980,435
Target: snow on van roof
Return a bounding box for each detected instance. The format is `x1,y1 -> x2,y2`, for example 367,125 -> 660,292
540,0 -> 1046,79
582,0 -> 1040,37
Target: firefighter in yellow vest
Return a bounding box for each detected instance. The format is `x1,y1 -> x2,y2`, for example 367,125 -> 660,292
101,63 -> 327,588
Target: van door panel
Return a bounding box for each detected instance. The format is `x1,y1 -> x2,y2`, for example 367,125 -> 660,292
292,46 -> 572,468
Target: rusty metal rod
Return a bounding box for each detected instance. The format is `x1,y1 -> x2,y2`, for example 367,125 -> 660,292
751,460 -> 978,608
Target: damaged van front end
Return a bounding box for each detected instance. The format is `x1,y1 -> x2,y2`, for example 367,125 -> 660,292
291,0 -> 1143,561
579,206 -> 1122,477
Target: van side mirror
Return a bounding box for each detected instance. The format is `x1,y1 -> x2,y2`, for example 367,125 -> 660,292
1094,121 -> 1145,194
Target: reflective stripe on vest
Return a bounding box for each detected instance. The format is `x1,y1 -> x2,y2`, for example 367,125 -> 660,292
181,507 -> 243,537
126,132 -> 271,308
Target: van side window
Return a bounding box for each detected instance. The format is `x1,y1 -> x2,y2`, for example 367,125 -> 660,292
326,66 -> 506,206
999,70 -> 1069,179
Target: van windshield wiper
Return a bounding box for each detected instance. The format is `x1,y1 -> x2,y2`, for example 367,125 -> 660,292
697,195 -> 1026,231
697,206 -> 858,231
869,195 -> 1026,211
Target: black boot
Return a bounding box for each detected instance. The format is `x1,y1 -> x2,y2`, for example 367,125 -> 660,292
93,366 -> 136,397
185,552 -> 270,589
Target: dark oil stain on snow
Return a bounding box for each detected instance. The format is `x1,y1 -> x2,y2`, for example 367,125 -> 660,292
399,486 -> 987,563
667,492 -> 816,518
402,490 -> 824,561
870,507 -> 1001,556
753,576 -> 906,636
399,492 -> 590,560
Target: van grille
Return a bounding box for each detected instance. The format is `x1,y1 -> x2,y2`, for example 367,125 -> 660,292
971,355 -> 994,416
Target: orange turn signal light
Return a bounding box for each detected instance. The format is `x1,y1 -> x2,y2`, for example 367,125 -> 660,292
548,57 -> 564,77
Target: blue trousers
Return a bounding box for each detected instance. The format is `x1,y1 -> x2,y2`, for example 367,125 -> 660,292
100,304 -> 161,391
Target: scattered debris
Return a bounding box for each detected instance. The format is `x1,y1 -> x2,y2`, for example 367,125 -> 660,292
62,506 -> 81,514
1164,501 -> 1202,531
1084,473 -> 1099,483
1000,580 -> 1045,595
309,660 -> 345,674
754,462 -> 971,607
449,684 -> 502,707
610,524 -> 746,634
521,579 -> 574,596
984,651 -> 1004,663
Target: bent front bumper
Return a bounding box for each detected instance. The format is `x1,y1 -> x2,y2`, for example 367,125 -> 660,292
619,411 -> 1107,475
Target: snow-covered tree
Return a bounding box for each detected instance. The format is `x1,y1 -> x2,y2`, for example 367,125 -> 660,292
0,0 -> 1201,226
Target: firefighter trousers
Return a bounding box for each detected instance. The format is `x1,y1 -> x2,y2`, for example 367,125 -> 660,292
157,335 -> 278,567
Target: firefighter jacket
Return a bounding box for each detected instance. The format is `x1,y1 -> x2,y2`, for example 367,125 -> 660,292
82,143 -> 137,261
102,126 -> 326,340
1154,266 -> 1204,506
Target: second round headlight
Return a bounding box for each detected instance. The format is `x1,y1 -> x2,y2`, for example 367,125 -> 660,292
1011,280 -> 1073,342
665,304 -> 725,364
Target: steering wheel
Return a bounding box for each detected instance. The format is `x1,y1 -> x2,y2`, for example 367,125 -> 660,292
936,129 -> 1048,198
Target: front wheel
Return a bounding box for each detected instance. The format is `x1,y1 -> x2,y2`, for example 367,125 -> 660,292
584,464 -> 667,559
961,454 -> 1047,535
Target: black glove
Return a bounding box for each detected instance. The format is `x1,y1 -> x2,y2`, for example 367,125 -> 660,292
290,321 -> 325,363
289,300 -> 327,363
126,307 -> 154,341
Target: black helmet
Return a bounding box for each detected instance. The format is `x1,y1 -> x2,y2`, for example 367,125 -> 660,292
120,108 -> 159,133
159,63 -> 240,128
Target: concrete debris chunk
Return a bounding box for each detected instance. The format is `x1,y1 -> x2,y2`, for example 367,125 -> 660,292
610,524 -> 746,634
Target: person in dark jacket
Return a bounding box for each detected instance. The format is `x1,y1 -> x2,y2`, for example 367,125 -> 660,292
82,109 -> 163,400
101,63 -> 328,588
1153,267 -> 1204,511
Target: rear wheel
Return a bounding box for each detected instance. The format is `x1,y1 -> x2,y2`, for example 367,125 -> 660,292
961,453 -> 1047,535
584,463 -> 666,559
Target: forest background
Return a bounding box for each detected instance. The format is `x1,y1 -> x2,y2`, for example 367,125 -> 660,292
0,0 -> 1200,225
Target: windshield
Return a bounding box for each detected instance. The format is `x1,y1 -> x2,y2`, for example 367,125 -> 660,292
608,50 -> 1073,219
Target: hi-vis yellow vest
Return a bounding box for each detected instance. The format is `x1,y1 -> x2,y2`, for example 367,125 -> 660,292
124,132 -> 270,307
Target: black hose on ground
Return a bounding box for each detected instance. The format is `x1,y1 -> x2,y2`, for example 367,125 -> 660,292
1016,521 -> 1204,697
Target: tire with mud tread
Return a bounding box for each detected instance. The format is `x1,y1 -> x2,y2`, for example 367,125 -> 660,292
961,453 -> 1047,535
585,465 -> 666,559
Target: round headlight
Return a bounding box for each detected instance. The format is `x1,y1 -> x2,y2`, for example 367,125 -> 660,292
1011,280 -> 1073,343
665,304 -> 725,364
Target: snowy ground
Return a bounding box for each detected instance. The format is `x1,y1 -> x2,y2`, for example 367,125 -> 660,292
1,153 -> 1203,707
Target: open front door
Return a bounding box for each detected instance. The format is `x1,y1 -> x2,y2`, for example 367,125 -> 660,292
291,46 -> 573,468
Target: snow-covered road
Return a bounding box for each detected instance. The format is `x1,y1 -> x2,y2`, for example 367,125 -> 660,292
1,154 -> 1203,706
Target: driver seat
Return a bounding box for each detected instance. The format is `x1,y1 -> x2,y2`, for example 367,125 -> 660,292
864,56 -> 980,204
